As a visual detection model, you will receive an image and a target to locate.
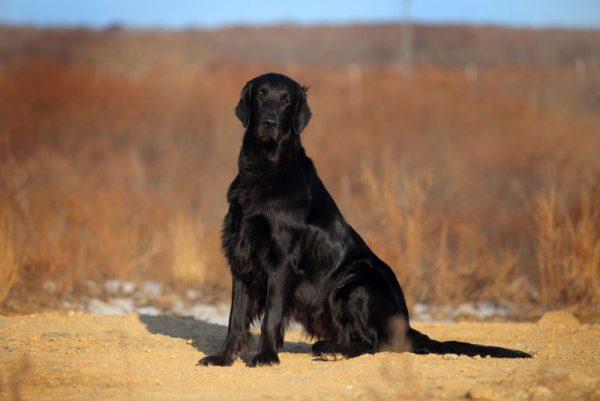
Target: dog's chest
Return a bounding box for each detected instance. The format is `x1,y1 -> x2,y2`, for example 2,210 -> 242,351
224,175 -> 313,274
225,206 -> 286,273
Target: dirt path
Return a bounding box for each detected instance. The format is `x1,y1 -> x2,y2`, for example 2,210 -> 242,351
1,311 -> 598,401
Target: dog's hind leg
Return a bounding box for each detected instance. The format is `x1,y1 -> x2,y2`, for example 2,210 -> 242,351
316,273 -> 386,360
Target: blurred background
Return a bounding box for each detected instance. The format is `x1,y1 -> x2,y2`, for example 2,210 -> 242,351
0,1 -> 599,321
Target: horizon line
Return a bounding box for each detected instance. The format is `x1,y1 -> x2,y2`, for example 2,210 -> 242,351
2,18 -> 600,32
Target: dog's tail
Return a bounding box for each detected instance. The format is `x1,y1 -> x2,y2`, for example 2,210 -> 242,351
407,328 -> 531,358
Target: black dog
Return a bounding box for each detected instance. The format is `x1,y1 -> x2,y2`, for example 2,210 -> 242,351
198,73 -> 530,367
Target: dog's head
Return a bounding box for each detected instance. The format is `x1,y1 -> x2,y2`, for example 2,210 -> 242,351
235,73 -> 312,143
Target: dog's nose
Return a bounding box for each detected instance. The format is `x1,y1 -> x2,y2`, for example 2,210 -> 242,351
262,118 -> 277,128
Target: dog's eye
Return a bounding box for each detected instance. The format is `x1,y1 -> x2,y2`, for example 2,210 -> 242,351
257,91 -> 266,102
280,96 -> 289,107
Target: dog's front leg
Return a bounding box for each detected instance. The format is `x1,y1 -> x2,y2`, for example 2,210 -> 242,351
250,268 -> 291,367
198,275 -> 251,366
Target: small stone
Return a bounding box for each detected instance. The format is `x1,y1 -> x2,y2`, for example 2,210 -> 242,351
530,386 -> 552,401
443,353 -> 459,360
538,310 -> 580,327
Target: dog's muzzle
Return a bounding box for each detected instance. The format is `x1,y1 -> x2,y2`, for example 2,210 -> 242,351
258,118 -> 278,142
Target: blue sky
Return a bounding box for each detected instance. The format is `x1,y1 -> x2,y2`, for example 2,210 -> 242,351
1,0 -> 599,29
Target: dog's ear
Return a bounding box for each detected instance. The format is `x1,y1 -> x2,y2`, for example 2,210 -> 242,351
292,86 -> 312,135
235,81 -> 253,128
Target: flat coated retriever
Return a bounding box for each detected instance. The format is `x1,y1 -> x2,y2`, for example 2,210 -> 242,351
198,73 -> 530,367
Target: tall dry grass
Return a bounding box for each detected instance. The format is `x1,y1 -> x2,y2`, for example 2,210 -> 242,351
169,212 -> 207,287
0,50 -> 598,315
0,198 -> 19,305
347,154 -> 525,307
0,140 -> 24,305
533,182 -> 600,307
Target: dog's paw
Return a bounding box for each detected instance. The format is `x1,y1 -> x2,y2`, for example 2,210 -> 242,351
197,354 -> 234,367
250,351 -> 280,367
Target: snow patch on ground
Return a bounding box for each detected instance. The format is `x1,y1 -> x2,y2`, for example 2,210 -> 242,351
68,280 -> 512,325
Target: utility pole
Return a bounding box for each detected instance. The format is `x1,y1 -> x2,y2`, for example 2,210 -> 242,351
400,0 -> 413,78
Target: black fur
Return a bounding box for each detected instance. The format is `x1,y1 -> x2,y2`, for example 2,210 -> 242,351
198,73 -> 530,367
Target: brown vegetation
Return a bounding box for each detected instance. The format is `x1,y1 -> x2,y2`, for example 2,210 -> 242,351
0,25 -> 599,317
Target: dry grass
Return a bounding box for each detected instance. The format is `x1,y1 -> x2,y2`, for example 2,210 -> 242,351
0,198 -> 19,305
0,27 -> 598,316
349,154 -> 526,307
169,212 -> 207,287
533,181 -> 600,307
0,139 -> 24,305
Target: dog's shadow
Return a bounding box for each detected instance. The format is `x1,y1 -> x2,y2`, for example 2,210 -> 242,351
139,314 -> 312,364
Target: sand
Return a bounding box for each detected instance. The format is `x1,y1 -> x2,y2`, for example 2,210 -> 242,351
1,311 -> 598,401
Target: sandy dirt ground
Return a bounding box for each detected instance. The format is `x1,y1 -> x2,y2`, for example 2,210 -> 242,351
0,310 -> 598,401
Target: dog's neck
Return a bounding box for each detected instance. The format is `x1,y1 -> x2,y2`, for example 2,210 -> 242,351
238,129 -> 305,179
